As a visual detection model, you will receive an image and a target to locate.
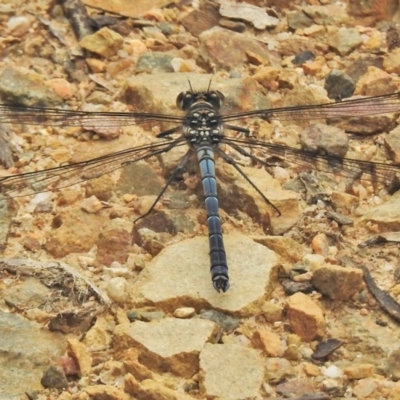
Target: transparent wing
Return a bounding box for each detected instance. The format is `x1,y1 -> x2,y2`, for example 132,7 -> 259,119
224,137 -> 399,186
0,104 -> 184,129
221,92 -> 400,122
0,138 -> 186,198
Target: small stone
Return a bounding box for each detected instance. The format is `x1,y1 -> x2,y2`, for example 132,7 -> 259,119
41,365 -> 68,389
286,334 -> 302,346
286,292 -> 326,341
324,69 -> 355,100
330,192 -> 359,212
135,52 -> 174,73
321,378 -> 341,392
171,57 -> 199,72
246,50 -> 269,66
107,58 -> 133,76
328,27 -> 363,56
80,27 -> 123,57
46,78 -> 75,99
127,254 -> 146,271
57,190 -> 82,206
83,316 -> 114,351
277,69 -> 299,89
80,195 -> 103,213
353,378 -> 377,398
96,218 -> 133,266
261,301 -> 283,323
275,377 -> 316,397
344,363 -> 374,380
7,15 -> 31,36
303,362 -> 320,377
302,254 -> 325,270
292,50 -> 316,65
303,25 -> 325,37
199,310 -> 240,331
284,344 -> 300,361
312,264 -> 364,301
321,364 -> 343,378
265,357 -> 295,384
311,233 -> 330,256
384,48 -> 400,75
385,349 -> 400,380
67,338 -> 92,377
292,272 -> 313,282
199,26 -> 272,70
364,35 -> 382,50
106,277 -> 129,303
287,11 -> 313,30
86,58 -> 106,72
253,66 -> 280,89
219,18 -> 246,33
173,307 -> 196,318
300,123 -> 349,157
60,355 -> 79,376
0,66 -> 62,106
251,328 -> 284,357
85,174 -> 114,201
219,1 -> 279,30
360,192 -> 400,232
302,57 -> 325,76
355,66 -> 398,96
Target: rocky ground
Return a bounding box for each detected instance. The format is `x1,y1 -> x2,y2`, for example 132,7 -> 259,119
1,0 -> 400,399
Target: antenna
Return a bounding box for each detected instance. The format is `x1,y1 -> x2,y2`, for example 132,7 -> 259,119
186,76 -> 194,93
207,75 -> 214,92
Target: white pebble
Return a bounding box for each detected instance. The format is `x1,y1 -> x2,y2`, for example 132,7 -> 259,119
173,307 -> 196,318
322,364 -> 343,378
7,16 -> 29,31
273,166 -> 290,182
81,195 -> 103,213
29,192 -> 53,206
106,277 -> 128,302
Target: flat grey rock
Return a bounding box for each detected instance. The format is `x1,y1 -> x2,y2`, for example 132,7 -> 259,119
0,312 -> 67,399
130,234 -> 279,315
200,343 -> 264,399
114,317 -> 218,378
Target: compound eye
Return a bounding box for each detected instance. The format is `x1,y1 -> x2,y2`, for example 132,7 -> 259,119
176,91 -> 194,110
207,90 -> 224,109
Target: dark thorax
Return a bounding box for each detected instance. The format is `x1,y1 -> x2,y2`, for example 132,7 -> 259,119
178,91 -> 225,146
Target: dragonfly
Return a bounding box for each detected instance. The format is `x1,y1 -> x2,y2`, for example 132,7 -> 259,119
1,88 -> 400,292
